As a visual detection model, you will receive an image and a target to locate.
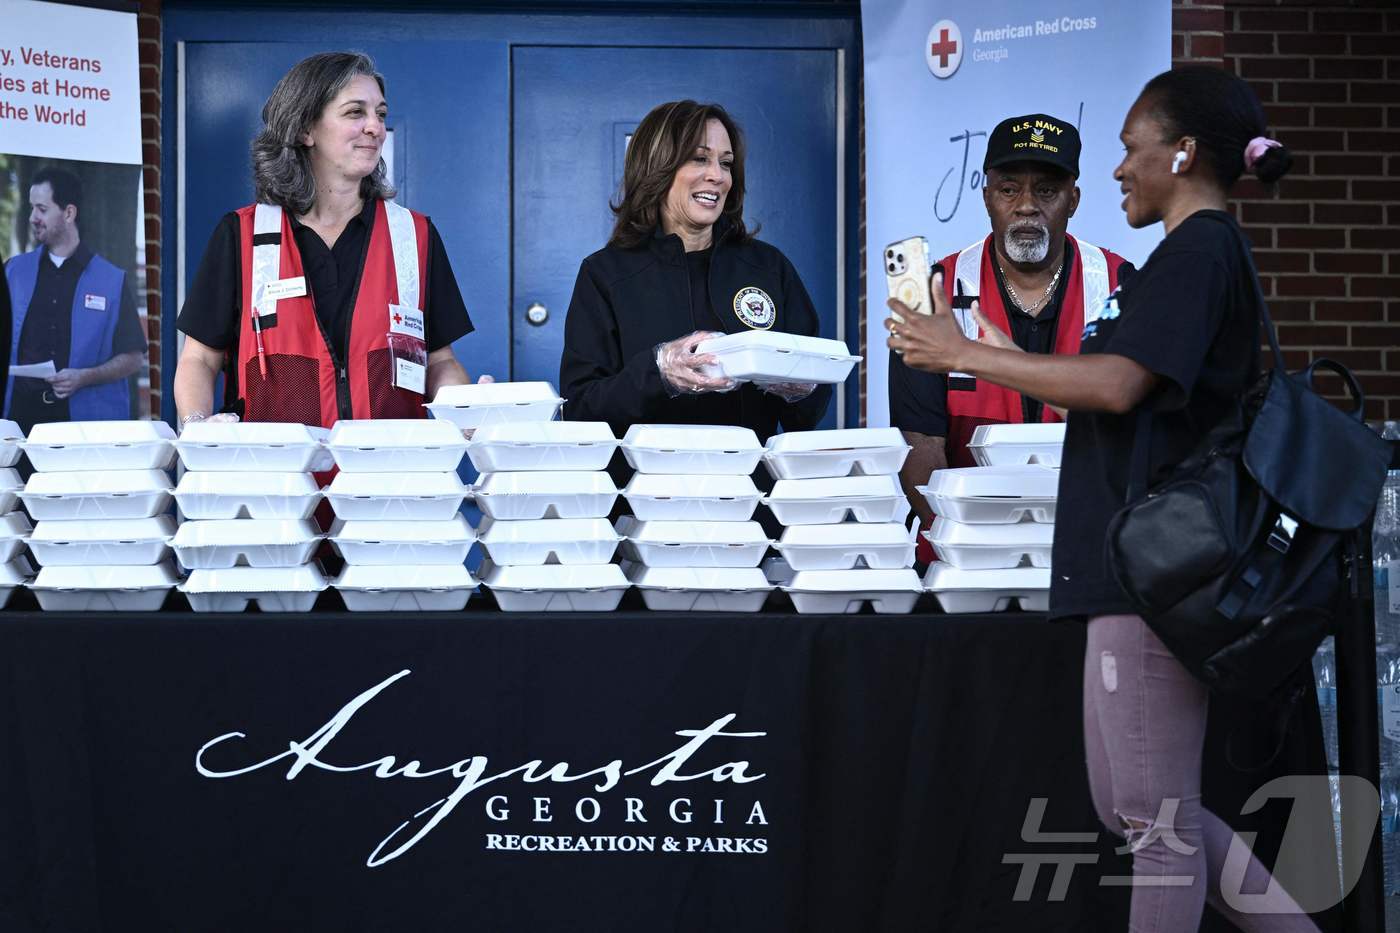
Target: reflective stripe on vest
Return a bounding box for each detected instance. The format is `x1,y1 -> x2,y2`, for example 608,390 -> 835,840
236,200 -> 429,428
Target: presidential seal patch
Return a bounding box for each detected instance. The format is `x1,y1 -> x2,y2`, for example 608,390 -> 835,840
732,286 -> 775,329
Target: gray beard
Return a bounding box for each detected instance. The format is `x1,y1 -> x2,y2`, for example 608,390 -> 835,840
1003,225 -> 1050,264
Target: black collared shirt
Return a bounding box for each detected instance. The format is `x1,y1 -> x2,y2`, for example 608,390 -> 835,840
177,197 -> 473,367
10,243 -> 143,430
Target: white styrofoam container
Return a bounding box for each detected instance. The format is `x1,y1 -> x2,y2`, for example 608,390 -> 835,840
622,473 -> 762,522
20,469 -> 173,520
623,562 -> 772,612
0,420 -> 24,468
472,471 -> 618,520
925,516 -> 1055,570
0,511 -> 32,563
696,331 -> 860,385
621,424 -> 764,475
24,420 -> 177,472
0,557 -> 30,607
173,519 -> 322,569
175,421 -> 333,473
325,471 -> 468,521
29,516 -> 175,566
174,471 -> 322,520
180,564 -> 328,612
762,428 -> 911,480
967,423 -> 1066,468
476,517 -> 620,566
917,465 -> 1059,524
782,569 -> 923,614
333,564 -> 476,611
424,381 -> 564,430
775,522 -> 916,571
615,516 -> 771,568
327,419 -> 468,473
329,517 -> 475,565
480,560 -> 628,612
30,562 -> 180,611
467,422 -> 618,473
761,554 -> 795,587
763,474 -> 911,526
923,562 -> 1051,612
0,468 -> 22,514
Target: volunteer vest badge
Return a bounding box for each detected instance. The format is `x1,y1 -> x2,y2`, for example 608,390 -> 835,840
732,286 -> 776,329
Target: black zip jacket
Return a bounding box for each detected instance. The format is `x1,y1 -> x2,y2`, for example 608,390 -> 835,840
559,223 -> 833,441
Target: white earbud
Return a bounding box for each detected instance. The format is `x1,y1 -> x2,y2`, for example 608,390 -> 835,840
1171,151 -> 1188,174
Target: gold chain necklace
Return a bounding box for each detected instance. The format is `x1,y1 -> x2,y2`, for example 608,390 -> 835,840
999,257 -> 1065,314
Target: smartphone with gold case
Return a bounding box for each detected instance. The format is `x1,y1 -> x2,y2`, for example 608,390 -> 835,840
884,236 -> 932,324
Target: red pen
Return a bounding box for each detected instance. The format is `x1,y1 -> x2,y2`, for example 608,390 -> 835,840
252,307 -> 268,379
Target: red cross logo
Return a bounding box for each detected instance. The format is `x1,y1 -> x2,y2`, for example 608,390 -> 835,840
393,312 -> 402,325
925,20 -> 963,79
930,28 -> 957,69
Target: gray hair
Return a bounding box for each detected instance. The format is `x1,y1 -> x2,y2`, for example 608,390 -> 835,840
251,51 -> 395,214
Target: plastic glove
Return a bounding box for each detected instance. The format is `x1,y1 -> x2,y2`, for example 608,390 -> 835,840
459,374 -> 496,440
179,411 -> 239,434
655,330 -> 737,398
762,382 -> 817,403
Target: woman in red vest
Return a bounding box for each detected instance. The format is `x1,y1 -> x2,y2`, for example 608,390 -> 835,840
174,51 -> 477,430
890,70 -> 1317,931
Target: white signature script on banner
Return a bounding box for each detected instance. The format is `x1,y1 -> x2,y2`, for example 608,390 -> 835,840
195,670 -> 766,866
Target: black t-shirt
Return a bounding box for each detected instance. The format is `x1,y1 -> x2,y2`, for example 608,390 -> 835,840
888,240 -> 1104,435
1050,210 -> 1260,621
177,198 -> 473,370
10,244 -> 144,430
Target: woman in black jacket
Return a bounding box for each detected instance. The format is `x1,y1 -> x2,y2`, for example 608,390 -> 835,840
559,99 -> 830,440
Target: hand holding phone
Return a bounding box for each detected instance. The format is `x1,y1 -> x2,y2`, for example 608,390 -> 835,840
884,236 -> 933,325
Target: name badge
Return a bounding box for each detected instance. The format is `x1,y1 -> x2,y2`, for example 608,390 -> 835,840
949,307 -> 979,381
388,304 -> 425,340
83,294 -> 107,311
395,358 -> 426,395
263,277 -> 307,301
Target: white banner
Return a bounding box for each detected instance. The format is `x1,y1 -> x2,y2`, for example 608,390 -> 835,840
0,0 -> 142,165
860,0 -> 1170,426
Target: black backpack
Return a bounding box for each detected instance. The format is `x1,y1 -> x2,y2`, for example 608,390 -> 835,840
1105,217 -> 1391,699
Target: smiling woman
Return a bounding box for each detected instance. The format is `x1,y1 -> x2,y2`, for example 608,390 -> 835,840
173,51 -> 479,431
559,99 -> 832,467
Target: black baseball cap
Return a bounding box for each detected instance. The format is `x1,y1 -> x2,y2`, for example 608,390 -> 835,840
983,113 -> 1081,178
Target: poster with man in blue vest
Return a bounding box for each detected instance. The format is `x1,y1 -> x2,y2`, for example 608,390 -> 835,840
4,166 -> 145,433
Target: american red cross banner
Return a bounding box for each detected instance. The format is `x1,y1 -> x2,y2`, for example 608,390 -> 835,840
859,0 -> 1170,426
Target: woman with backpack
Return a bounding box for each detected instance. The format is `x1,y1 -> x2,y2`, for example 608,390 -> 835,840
887,67 -> 1319,931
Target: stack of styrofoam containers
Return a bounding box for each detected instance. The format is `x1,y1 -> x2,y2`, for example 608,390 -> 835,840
172,422 -> 332,612
918,423 -> 1062,612
617,424 -> 774,612
323,420 -> 474,611
21,421 -> 179,611
469,420 -> 626,611
0,420 -> 28,607
761,428 -> 921,614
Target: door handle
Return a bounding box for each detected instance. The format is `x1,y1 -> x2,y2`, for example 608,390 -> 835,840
525,302 -> 549,326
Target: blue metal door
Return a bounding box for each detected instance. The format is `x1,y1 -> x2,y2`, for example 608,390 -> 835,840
511,46 -> 841,427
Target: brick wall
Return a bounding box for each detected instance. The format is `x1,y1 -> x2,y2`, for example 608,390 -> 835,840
1177,0 -> 1399,420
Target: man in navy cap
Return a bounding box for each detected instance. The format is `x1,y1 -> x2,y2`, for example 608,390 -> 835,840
887,113 -> 1134,564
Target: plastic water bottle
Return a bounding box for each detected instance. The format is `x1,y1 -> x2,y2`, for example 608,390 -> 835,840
1375,422 -> 1400,897
1313,637 -> 1339,772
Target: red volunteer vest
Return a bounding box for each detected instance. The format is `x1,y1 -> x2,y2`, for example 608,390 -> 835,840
235,199 -> 430,428
916,233 -> 1127,564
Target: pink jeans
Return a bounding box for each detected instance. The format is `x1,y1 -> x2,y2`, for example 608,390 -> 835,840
1083,614 -> 1320,932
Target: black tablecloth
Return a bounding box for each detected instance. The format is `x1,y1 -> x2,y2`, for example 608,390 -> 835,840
0,597 -> 1333,932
